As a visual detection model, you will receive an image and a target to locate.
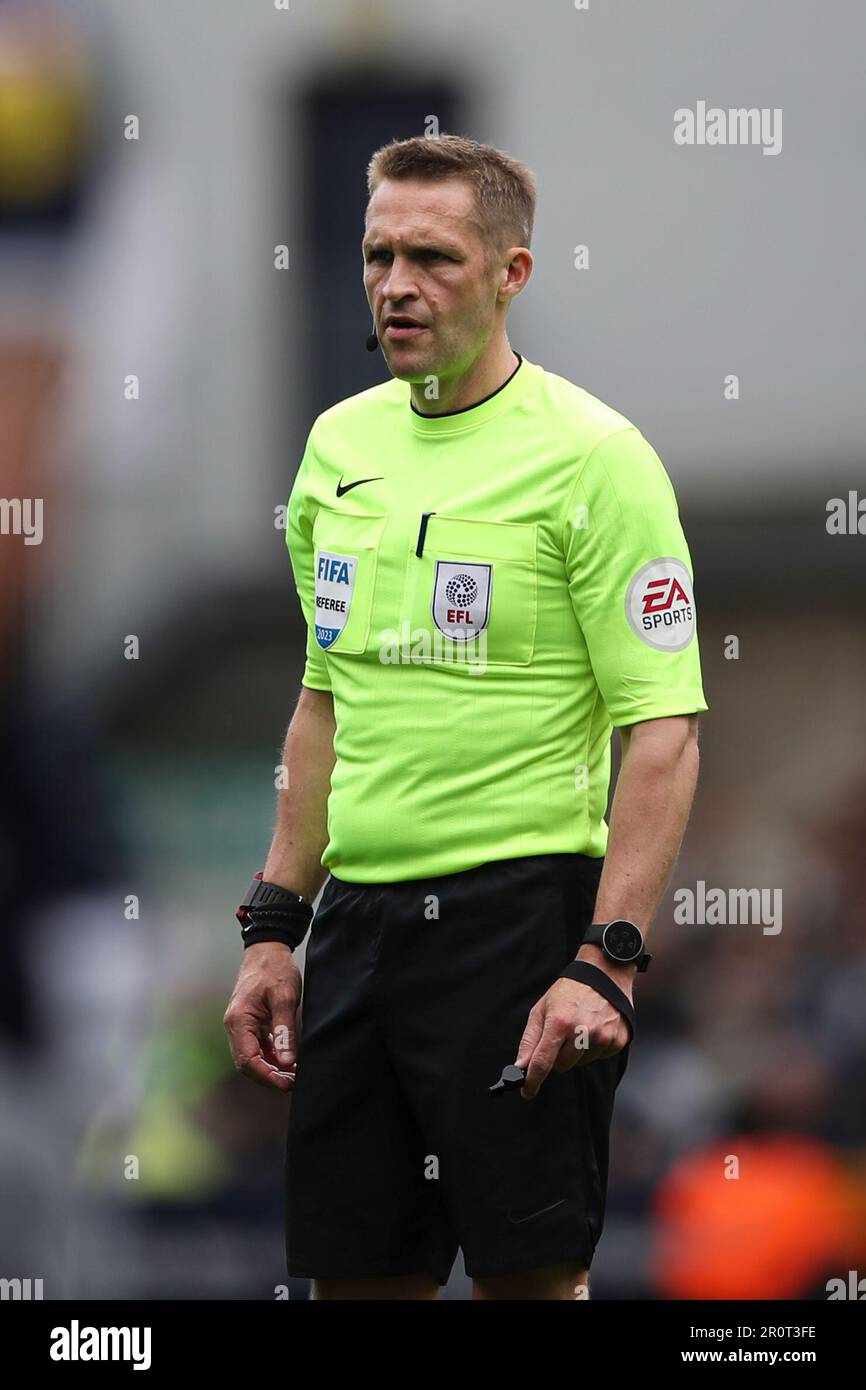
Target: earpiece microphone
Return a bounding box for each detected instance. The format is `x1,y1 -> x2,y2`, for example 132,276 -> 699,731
365,331 -> 379,351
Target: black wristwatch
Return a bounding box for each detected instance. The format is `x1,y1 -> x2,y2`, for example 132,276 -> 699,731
236,872 -> 313,950
581,920 -> 652,972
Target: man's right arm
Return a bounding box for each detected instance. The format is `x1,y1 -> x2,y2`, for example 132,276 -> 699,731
223,686 -> 336,1091
263,685 -> 336,902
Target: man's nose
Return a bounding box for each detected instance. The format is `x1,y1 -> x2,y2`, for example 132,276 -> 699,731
381,256 -> 418,303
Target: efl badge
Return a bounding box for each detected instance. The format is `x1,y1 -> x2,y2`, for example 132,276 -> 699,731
315,549 -> 357,649
625,557 -> 696,651
431,561 -> 492,642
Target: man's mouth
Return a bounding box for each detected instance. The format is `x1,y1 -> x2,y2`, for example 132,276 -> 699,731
384,316 -> 428,340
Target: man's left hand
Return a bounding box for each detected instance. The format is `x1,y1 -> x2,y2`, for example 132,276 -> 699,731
515,950 -> 634,1099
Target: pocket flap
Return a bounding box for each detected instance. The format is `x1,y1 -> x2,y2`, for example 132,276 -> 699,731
422,514 -> 536,564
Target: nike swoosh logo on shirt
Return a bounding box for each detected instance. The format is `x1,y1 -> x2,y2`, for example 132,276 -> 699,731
506,1198 -> 567,1226
336,475 -> 384,497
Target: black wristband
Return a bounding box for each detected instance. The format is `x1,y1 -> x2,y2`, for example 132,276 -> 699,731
241,925 -> 306,951
237,874 -> 314,951
240,906 -> 312,951
558,961 -> 636,1044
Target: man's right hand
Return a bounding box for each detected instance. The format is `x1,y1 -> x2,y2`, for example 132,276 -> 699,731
223,942 -> 302,1092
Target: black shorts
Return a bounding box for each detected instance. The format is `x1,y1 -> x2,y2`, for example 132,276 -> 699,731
285,852 -> 630,1285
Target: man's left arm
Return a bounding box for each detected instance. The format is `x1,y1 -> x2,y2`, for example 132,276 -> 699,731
588,712 -> 700,954
518,426 -> 708,1098
517,713 -> 700,1097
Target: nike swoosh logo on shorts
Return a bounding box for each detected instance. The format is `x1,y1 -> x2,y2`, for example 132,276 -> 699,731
336,475 -> 384,496
506,1198 -> 567,1226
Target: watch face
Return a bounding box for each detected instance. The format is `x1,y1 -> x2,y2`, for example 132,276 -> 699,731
603,920 -> 642,962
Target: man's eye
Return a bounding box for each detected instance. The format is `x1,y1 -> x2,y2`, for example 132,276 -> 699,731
364,248 -> 453,264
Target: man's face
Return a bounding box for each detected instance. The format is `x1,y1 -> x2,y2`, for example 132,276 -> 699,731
363,176 -> 507,383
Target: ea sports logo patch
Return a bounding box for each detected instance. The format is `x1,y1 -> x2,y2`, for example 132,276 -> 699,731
625,557 -> 696,651
315,549 -> 357,649
432,561 -> 491,641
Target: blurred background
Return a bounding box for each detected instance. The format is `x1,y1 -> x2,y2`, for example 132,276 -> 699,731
1,0 -> 865,1300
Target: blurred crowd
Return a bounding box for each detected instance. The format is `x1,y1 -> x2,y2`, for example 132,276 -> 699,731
604,775 -> 866,1299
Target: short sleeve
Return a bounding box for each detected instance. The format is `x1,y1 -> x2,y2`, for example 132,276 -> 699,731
563,427 -> 708,728
285,431 -> 332,692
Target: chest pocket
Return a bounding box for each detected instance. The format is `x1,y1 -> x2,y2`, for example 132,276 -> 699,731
403,514 -> 538,667
312,506 -> 388,654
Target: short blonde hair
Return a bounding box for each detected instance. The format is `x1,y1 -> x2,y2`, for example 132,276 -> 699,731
367,133 -> 537,259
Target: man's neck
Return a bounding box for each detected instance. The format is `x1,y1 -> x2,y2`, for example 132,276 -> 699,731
409,342 -> 520,416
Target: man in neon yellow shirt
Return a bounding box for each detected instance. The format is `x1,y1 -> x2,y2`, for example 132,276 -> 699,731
225,133 -> 707,1301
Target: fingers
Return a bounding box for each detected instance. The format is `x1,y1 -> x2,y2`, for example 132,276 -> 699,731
519,1000 -> 631,1098
226,1020 -> 294,1092
245,1053 -> 295,1092
514,1002 -> 544,1072
259,1028 -> 298,1079
270,1004 -> 298,1069
521,1012 -> 572,1099
565,1016 -> 629,1069
223,948 -> 302,1092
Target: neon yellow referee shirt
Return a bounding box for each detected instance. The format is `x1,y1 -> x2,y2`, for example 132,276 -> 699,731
285,354 -> 708,883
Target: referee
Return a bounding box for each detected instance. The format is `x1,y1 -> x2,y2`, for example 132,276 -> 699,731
224,134 -> 708,1301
